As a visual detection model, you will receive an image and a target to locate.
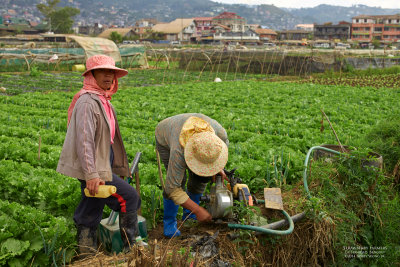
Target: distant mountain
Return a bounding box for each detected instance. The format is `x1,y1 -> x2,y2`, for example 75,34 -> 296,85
285,4 -> 400,24
2,1 -> 400,30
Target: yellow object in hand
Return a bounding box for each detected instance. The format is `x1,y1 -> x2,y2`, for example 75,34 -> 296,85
84,185 -> 116,198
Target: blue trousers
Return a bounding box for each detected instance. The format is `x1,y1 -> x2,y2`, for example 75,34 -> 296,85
73,147 -> 141,228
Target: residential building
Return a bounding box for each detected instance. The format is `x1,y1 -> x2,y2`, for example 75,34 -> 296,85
97,28 -> 137,39
132,26 -> 150,40
42,33 -> 68,42
314,22 -> 351,41
254,28 -> 277,41
213,24 -> 231,34
7,9 -> 17,16
135,18 -> 158,28
0,17 -> 38,36
213,29 -> 259,44
133,19 -> 158,39
152,18 -> 195,42
212,12 -> 246,32
2,17 -> 30,26
278,30 -> 310,41
295,24 -> 314,31
78,23 -> 103,36
351,14 -> 400,43
193,17 -> 214,40
246,24 -> 260,31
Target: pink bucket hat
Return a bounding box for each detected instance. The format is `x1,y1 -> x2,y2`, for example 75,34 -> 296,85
184,132 -> 228,177
82,54 -> 128,78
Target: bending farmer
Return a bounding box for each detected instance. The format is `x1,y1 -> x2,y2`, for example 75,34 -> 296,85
57,55 -> 141,256
155,113 -> 229,238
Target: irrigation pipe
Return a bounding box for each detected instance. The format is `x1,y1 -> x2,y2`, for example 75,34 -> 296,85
228,208 -> 295,235
228,146 -> 346,235
303,146 -> 344,199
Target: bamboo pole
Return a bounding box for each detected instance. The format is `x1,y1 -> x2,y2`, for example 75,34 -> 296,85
38,135 -> 41,161
320,109 -> 345,152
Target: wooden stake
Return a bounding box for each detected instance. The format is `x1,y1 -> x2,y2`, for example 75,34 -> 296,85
320,109 -> 346,152
239,188 -> 248,207
135,171 -> 142,216
38,136 -> 41,161
156,150 -> 165,190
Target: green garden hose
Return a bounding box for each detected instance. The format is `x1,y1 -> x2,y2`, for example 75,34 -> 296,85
303,146 -> 343,199
227,146 -> 344,235
227,208 -> 294,235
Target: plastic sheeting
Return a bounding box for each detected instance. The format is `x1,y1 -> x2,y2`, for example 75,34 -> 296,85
0,35 -> 147,68
66,36 -> 121,62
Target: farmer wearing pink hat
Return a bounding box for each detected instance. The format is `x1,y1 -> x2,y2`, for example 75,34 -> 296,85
155,113 -> 229,238
57,55 -> 141,256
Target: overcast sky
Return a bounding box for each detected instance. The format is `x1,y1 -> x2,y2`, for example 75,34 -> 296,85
213,0 -> 400,9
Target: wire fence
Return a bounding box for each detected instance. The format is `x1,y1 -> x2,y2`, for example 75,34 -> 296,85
2,45 -> 400,82
0,46 -> 146,71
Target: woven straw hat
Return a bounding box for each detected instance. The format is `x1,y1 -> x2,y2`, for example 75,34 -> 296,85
179,116 -> 215,148
82,55 -> 128,78
184,132 -> 228,177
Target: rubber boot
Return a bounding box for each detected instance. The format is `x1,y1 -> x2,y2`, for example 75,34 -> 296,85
119,211 -> 138,252
76,225 -> 97,258
163,198 -> 181,238
182,192 -> 202,221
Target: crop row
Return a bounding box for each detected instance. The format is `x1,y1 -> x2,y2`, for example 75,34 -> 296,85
0,199 -> 75,266
0,92 -> 71,111
1,79 -> 399,189
0,69 -> 267,96
0,73 -> 82,95
2,72 -> 400,265
0,159 -> 80,216
306,74 -> 400,88
0,135 -> 62,169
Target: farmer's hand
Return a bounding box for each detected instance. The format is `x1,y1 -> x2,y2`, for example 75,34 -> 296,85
212,169 -> 228,186
219,169 -> 228,183
86,178 -> 105,196
195,206 -> 212,222
182,198 -> 212,222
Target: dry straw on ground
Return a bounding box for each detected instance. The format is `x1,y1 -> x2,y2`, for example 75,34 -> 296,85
69,217 -> 335,266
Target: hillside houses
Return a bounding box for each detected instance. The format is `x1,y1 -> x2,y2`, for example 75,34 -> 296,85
149,12 -> 273,44
2,9 -> 400,47
85,12 -> 277,44
98,28 -> 136,39
152,19 -> 195,42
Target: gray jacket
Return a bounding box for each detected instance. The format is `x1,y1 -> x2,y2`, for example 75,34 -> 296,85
57,93 -> 129,181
